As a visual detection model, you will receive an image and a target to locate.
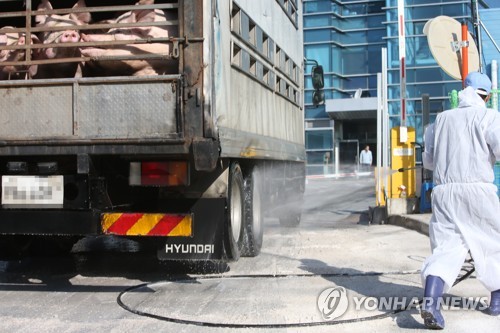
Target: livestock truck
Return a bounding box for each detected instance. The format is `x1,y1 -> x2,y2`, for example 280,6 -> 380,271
0,0 -> 306,261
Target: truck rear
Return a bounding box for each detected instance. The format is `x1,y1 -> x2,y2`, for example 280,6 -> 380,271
0,0 -> 305,261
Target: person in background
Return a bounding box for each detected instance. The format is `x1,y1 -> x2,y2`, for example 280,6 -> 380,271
359,145 -> 372,172
420,72 -> 500,329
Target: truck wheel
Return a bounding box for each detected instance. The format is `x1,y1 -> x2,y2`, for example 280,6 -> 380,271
241,167 -> 264,257
224,162 -> 245,261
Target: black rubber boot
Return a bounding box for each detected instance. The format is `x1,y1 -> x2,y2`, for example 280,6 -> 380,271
487,289 -> 500,316
421,275 -> 445,330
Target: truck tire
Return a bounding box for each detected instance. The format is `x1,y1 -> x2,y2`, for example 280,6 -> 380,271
224,162 -> 245,261
241,167 -> 264,257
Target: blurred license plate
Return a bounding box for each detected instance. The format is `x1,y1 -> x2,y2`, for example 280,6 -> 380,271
2,176 -> 64,207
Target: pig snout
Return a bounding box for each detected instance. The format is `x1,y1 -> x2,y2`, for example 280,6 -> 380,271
45,30 -> 81,59
60,30 -> 80,43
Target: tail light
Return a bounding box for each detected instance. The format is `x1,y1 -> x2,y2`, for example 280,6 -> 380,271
129,162 -> 189,186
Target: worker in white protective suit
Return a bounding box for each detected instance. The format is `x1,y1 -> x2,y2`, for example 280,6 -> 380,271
420,72 -> 500,329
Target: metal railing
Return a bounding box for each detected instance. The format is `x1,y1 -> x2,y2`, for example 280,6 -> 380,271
0,1 -> 205,74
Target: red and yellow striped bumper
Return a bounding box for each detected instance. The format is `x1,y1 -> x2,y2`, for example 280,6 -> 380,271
101,213 -> 193,236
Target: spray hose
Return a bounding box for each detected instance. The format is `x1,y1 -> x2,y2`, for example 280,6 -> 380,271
116,260 -> 476,328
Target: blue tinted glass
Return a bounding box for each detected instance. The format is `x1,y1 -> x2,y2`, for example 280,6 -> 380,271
306,151 -> 335,167
304,29 -> 330,43
345,77 -> 366,90
367,15 -> 384,27
306,130 -> 334,149
304,1 -> 331,14
305,105 -> 328,119
368,29 -> 385,43
343,17 -> 367,29
408,3 -> 469,19
305,45 -> 331,72
368,75 -> 378,94
305,91 -> 313,103
331,47 -> 342,72
331,31 -> 341,43
342,47 -> 367,74
325,88 -> 334,100
341,31 -> 367,44
367,46 -> 382,72
304,14 -> 330,28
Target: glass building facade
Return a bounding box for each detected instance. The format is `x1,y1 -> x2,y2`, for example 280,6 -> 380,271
303,0 -> 499,175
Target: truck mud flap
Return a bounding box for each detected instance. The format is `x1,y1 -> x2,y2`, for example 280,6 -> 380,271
156,198 -> 226,261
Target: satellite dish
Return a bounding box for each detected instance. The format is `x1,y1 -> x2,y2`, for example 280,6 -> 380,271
423,16 -> 479,80
353,88 -> 362,99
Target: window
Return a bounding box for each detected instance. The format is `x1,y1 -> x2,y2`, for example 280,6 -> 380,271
342,47 -> 367,75
262,33 -> 269,57
276,0 -> 298,27
248,20 -> 256,46
263,67 -> 270,85
231,1 -> 300,104
249,56 -> 257,76
232,3 -> 275,65
232,43 -> 242,67
305,129 -> 334,150
231,6 -> 241,35
304,1 -> 331,14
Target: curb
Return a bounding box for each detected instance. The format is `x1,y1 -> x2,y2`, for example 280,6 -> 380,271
387,214 -> 430,236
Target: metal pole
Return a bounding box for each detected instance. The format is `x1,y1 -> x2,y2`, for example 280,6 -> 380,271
382,48 -> 389,200
335,143 -> 340,175
25,0 -> 32,65
479,20 -> 500,53
397,0 -> 406,127
422,94 -> 430,128
357,140 -> 360,172
461,21 -> 469,86
377,73 -> 383,205
492,60 -> 498,111
471,0 -> 484,72
422,94 -> 432,182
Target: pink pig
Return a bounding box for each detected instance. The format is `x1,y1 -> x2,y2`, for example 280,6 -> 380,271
80,0 -> 177,76
0,28 -> 41,80
34,0 -> 91,78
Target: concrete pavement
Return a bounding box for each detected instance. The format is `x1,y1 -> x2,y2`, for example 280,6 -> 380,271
303,174 -> 498,331
307,171 -> 433,236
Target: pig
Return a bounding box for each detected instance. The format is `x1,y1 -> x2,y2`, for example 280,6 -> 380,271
0,28 -> 19,64
0,28 -> 41,80
80,0 -> 177,77
34,0 -> 91,78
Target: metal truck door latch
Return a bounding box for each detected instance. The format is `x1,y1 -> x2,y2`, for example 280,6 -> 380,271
172,40 -> 180,59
